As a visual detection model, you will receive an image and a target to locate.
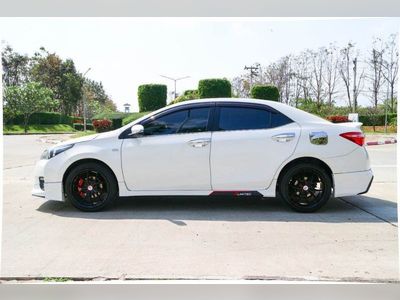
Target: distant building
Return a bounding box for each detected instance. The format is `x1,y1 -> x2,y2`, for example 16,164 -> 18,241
123,103 -> 131,113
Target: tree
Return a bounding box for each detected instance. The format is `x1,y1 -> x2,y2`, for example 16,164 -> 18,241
366,38 -> 385,108
381,33 -> 399,112
322,44 -> 340,106
309,48 -> 326,107
339,43 -> 364,111
1,45 -> 30,86
5,82 -> 56,133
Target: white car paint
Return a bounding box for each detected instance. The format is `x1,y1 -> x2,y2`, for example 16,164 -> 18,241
32,98 -> 373,202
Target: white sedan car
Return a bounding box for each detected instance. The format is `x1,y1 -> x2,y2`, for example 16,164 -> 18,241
32,98 -> 373,212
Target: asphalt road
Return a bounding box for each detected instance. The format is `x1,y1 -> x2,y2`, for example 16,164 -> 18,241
1,134 -> 398,281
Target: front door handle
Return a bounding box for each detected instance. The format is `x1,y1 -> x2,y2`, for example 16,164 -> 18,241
188,138 -> 211,148
272,133 -> 295,143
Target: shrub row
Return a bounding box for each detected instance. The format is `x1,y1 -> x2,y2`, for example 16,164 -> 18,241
73,123 -> 94,131
7,112 -> 80,125
358,113 -> 397,126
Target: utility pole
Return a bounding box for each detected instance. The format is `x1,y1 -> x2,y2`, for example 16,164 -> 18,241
244,64 -> 259,88
82,68 -> 91,131
160,75 -> 190,100
352,58 -> 357,113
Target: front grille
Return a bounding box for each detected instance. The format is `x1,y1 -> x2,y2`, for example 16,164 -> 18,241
39,177 -> 45,191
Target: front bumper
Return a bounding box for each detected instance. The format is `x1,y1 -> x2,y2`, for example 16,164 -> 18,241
31,159 -> 64,201
333,169 -> 374,197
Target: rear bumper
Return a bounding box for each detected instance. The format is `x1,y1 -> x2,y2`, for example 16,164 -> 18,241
333,169 -> 374,197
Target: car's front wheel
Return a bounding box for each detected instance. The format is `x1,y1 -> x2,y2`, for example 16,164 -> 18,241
65,162 -> 118,212
278,163 -> 332,213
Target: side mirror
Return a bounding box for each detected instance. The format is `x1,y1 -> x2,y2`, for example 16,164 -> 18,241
129,124 -> 144,136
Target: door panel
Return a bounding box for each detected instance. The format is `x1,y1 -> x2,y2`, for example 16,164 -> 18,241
210,123 -> 300,190
122,132 -> 212,191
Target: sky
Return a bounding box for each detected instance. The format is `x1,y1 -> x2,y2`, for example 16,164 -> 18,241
0,17 -> 399,111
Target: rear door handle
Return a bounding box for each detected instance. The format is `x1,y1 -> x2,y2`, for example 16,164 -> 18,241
272,133 -> 295,143
188,138 -> 211,148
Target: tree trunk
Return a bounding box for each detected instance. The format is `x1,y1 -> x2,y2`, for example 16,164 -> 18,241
23,114 -> 29,134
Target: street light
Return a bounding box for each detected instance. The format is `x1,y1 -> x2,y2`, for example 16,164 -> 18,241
160,75 -> 190,100
82,68 -> 91,131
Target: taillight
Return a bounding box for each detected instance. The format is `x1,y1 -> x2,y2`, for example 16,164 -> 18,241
339,131 -> 365,146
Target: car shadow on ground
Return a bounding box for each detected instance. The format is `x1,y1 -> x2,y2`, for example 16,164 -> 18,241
36,194 -> 398,224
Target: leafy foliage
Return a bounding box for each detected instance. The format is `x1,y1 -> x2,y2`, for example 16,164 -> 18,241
92,119 -> 112,133
138,84 -> 167,112
250,85 -> 280,101
326,115 -> 349,123
122,112 -> 150,126
198,79 -> 232,98
4,82 -> 56,132
169,89 -> 199,105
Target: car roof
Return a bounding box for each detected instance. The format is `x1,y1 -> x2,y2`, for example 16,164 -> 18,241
120,98 -> 329,131
168,98 -> 329,124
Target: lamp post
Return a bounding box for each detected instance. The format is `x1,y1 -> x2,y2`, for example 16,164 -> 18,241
82,68 -> 91,131
160,75 -> 190,100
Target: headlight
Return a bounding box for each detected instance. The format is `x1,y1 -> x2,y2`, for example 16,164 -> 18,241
41,144 -> 74,160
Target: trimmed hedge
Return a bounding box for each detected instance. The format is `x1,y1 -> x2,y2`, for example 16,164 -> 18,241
198,79 -> 232,98
73,123 -> 94,131
111,118 -> 123,130
138,84 -> 167,112
7,112 -> 75,125
359,113 -> 397,126
250,85 -> 280,101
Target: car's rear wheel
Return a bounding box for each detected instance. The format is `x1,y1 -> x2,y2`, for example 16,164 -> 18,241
278,163 -> 332,213
65,162 -> 118,212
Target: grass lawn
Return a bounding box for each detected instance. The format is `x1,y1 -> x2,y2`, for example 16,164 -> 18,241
3,124 -> 76,134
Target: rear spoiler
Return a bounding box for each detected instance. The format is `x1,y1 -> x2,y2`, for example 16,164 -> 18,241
337,122 -> 363,130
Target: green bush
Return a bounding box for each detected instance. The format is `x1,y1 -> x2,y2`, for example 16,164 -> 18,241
92,111 -> 127,120
7,112 -> 74,125
122,112 -> 150,126
359,113 -> 397,126
169,90 -> 199,105
198,79 -> 232,98
111,118 -> 123,129
73,123 -> 94,131
184,89 -> 198,96
250,85 -> 280,101
138,84 -> 167,112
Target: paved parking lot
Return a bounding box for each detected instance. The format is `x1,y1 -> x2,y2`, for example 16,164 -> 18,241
1,134 -> 398,281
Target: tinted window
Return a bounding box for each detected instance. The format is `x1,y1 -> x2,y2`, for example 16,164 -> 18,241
218,107 -> 271,131
178,107 -> 210,133
144,110 -> 188,136
271,111 -> 293,127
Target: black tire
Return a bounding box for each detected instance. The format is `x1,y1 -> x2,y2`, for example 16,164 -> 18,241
65,162 -> 118,212
278,163 -> 332,213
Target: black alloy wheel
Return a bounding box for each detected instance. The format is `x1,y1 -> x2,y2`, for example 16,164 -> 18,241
65,162 -> 117,212
279,163 -> 332,213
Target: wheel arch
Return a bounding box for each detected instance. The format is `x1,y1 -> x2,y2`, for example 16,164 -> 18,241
62,158 -> 119,194
276,157 -> 334,191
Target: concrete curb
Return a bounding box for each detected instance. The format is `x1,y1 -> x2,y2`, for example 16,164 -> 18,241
365,139 -> 397,146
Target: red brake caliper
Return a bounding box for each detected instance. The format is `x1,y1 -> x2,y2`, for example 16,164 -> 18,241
77,178 -> 85,198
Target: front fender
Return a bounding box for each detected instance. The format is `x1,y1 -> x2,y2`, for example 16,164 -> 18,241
43,139 -> 123,183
